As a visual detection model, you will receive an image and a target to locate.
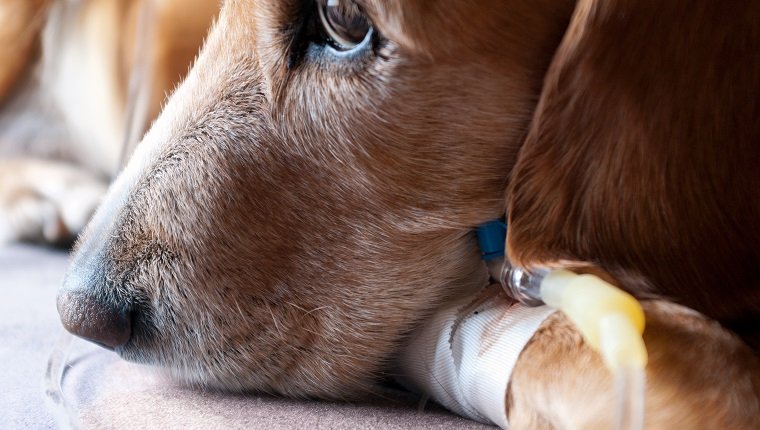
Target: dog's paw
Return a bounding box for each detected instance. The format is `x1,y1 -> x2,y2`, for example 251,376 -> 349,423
509,301 -> 760,429
0,159 -> 107,245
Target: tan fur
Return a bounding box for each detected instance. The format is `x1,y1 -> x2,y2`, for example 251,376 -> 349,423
510,302 -> 760,429
0,0 -> 757,426
0,0 -> 218,242
121,0 -> 222,127
0,0 -> 49,102
65,0 -> 577,396
0,158 -> 105,244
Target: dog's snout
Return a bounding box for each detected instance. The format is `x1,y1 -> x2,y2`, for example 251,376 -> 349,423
57,289 -> 131,349
58,265 -> 131,350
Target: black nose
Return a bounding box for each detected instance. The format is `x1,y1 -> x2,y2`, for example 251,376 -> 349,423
57,180 -> 137,350
57,291 -> 131,349
58,264 -> 131,350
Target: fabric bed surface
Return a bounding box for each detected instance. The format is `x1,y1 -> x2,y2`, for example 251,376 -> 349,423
0,244 -> 491,429
0,244 -> 66,429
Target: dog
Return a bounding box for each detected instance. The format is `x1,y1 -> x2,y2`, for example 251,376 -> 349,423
3,0 -> 758,428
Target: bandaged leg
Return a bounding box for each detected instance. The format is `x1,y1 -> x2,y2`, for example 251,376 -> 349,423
397,287 -> 556,428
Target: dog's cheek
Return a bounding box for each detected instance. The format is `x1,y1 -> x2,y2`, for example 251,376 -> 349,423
114,210 -> 485,396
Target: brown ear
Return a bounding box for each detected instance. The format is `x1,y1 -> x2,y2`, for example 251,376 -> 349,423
505,0 -> 760,348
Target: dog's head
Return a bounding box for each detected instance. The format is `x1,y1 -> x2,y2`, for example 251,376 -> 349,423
58,0 -> 574,397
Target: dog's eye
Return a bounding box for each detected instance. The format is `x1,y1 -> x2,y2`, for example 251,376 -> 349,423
317,0 -> 372,51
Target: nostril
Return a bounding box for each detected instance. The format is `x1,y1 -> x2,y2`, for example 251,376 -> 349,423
57,290 -> 132,350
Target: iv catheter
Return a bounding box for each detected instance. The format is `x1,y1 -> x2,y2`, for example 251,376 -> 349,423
478,220 -> 648,430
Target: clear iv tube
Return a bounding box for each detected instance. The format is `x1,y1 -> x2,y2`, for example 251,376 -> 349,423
487,259 -> 546,307
45,332 -> 79,430
616,367 -> 646,430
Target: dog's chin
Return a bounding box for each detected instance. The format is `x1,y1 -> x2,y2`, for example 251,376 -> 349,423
116,337 -> 254,392
111,315 -> 373,398
117,345 -> 370,398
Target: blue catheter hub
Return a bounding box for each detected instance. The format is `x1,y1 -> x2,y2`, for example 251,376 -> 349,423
477,219 -> 507,261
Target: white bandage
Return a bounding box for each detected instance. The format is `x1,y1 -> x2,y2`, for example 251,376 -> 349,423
397,293 -> 556,429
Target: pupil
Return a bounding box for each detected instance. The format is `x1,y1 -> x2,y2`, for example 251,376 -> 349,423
325,1 -> 369,46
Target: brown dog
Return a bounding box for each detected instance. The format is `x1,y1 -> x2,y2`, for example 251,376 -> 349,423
0,0 -> 218,243
37,0 -> 760,428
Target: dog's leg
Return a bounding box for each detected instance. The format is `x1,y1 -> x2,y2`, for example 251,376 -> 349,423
506,0 -> 760,350
0,0 -> 49,103
0,158 -> 106,244
508,301 -> 760,429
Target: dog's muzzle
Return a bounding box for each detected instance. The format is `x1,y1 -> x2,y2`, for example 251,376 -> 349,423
57,260 -> 132,350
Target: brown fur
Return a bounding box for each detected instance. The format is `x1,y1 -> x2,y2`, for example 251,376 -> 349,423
64,0 -> 578,396
0,0 -> 757,427
507,0 -> 760,350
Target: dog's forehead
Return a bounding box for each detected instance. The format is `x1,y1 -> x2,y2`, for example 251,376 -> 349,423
220,0 -> 519,57
360,0 -> 517,55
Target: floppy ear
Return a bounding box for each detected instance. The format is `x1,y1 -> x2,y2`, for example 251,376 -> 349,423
504,0 -> 760,348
